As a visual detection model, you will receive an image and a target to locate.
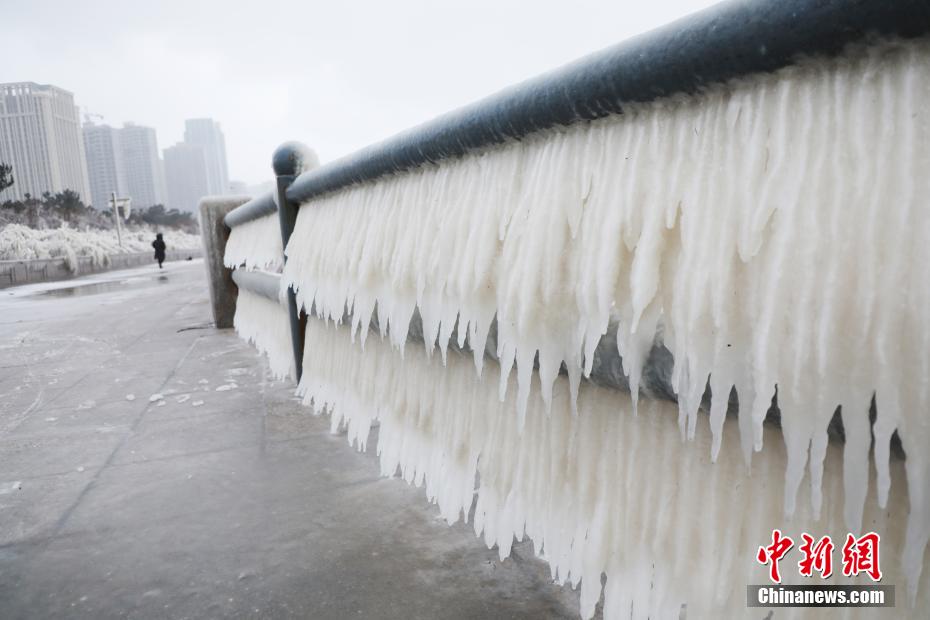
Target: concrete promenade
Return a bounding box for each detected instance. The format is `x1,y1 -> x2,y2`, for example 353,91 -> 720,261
0,261 -> 581,619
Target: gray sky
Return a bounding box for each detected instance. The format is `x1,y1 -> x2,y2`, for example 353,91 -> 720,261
3,0 -> 719,185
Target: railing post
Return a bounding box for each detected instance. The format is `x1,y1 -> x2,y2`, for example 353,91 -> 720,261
199,195 -> 250,328
272,142 -> 315,381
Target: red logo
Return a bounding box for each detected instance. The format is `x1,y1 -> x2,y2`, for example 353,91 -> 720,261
798,533 -> 834,578
756,529 -> 794,583
756,530 -> 882,583
841,532 -> 882,581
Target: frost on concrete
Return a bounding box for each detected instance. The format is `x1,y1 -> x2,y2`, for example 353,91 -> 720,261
232,287 -> 294,380
0,223 -> 202,270
224,214 -> 282,271
0,481 -> 22,494
298,318 -> 927,619
284,37 -> 930,600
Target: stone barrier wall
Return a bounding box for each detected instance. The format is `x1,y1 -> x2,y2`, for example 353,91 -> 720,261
0,248 -> 203,289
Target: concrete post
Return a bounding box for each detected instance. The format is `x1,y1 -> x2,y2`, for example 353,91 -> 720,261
199,195 -> 250,328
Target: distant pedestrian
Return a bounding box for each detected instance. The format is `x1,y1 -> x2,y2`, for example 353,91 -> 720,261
152,233 -> 166,269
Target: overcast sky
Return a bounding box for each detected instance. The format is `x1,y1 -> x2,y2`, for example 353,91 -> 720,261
3,0 -> 719,185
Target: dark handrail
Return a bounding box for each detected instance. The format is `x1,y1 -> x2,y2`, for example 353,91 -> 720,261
224,192 -> 276,228
287,0 -> 930,205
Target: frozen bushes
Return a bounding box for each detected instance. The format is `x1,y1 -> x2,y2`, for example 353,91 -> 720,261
0,223 -> 202,271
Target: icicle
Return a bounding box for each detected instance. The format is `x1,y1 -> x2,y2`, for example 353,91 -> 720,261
277,38 -> 930,607
840,400 -> 871,533
225,214 -> 282,271
232,286 -> 294,380
295,317 -> 926,619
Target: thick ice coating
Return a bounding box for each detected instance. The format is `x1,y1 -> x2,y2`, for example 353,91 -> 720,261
224,213 -> 282,271
297,318 -> 927,619
233,287 -> 294,380
0,223 -> 202,271
284,38 -> 930,596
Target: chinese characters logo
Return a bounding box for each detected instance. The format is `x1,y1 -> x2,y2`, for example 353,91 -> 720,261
756,530 -> 881,583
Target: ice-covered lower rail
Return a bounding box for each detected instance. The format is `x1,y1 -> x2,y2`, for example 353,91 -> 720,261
231,270 -> 294,381
298,317 -> 927,618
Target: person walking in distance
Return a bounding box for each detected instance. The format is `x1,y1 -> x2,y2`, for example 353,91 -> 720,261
152,233 -> 167,269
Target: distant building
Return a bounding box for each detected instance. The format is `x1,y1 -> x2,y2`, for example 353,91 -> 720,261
82,122 -> 126,210
0,82 -> 91,203
183,118 -> 229,195
163,143 -> 209,213
120,123 -> 165,209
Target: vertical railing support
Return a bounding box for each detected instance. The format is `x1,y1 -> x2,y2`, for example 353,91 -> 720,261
272,142 -> 315,381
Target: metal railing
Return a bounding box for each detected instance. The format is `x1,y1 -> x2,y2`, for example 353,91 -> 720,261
221,143 -> 314,379
215,0 -> 928,449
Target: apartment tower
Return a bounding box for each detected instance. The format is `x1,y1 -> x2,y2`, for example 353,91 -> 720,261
0,82 -> 91,203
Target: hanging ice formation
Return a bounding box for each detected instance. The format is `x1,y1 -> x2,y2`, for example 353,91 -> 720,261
275,36 -> 930,612
225,203 -> 291,378
182,31 -> 928,618
298,318 -> 926,618
224,142 -> 320,273
233,286 -> 295,381
224,213 -> 282,271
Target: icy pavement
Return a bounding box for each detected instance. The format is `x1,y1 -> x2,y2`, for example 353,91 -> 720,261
0,261 -> 580,619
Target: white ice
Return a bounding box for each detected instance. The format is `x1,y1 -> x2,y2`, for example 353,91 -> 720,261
0,223 -> 201,271
0,481 -> 22,494
223,214 -> 282,271
283,38 -> 930,602
232,287 -> 295,381
298,317 -> 927,619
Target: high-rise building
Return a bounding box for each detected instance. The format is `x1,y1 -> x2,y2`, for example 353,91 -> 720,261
163,142 -> 209,213
120,123 -> 165,209
0,82 -> 91,203
82,122 -> 126,210
183,118 -> 229,195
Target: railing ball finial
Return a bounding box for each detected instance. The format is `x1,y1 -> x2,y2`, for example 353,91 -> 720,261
273,141 -> 319,177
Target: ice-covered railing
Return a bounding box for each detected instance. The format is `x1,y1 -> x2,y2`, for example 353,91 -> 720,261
223,144 -> 320,272
211,147 -> 320,381
207,0 -> 930,617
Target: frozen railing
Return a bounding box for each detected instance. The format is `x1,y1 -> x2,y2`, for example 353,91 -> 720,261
205,0 -> 930,617
208,145 -> 319,380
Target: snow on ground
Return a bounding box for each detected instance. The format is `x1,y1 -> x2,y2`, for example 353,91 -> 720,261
0,223 -> 202,268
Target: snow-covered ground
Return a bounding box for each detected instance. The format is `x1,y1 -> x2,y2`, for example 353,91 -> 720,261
0,223 -> 202,269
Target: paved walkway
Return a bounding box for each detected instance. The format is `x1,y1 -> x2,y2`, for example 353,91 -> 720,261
0,261 -> 581,619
